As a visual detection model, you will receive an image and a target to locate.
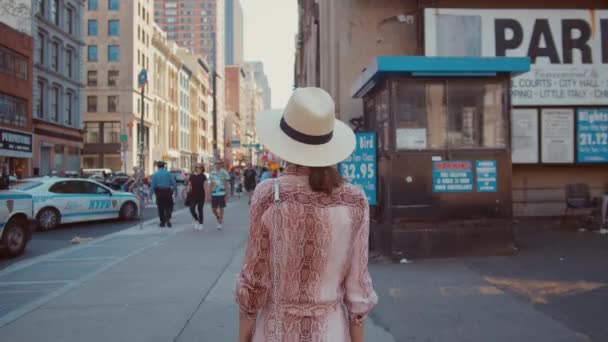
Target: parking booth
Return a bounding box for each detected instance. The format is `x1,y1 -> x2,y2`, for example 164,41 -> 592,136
351,56 -> 530,257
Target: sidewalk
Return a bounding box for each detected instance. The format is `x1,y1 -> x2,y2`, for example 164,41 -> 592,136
0,197 -> 394,342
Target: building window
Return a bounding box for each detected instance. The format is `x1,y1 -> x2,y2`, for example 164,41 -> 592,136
51,0 -> 59,25
0,45 -> 28,80
66,7 -> 73,34
65,49 -> 72,78
108,70 -> 118,86
0,92 -> 28,128
103,122 -> 121,143
87,96 -> 97,112
50,86 -> 59,122
87,70 -> 97,86
65,92 -> 72,125
37,81 -> 44,118
108,0 -> 119,11
84,122 -> 100,143
108,20 -> 119,36
108,45 -> 119,62
107,95 -> 118,112
37,0 -> 45,15
88,0 -> 98,11
87,20 -> 98,36
87,45 -> 98,61
51,41 -> 59,71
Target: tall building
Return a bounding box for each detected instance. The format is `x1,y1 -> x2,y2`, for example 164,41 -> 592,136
245,61 -> 271,110
0,0 -> 87,175
83,0 -> 157,174
225,0 -> 243,65
0,22 -> 34,178
154,0 -> 226,161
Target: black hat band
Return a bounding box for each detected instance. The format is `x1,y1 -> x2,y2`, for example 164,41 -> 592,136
280,117 -> 333,145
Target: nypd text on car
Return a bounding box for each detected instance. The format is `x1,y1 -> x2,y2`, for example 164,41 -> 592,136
15,178 -> 140,230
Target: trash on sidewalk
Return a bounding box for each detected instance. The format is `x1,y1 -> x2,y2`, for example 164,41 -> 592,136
400,258 -> 412,264
71,236 -> 94,244
578,228 -> 587,233
597,229 -> 608,235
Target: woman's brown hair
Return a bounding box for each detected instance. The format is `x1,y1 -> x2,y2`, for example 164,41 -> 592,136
309,166 -> 344,195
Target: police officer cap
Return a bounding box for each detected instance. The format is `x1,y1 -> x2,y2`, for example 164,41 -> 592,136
156,161 -> 167,168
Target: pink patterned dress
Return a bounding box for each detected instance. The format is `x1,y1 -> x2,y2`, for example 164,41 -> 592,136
235,166 -> 378,341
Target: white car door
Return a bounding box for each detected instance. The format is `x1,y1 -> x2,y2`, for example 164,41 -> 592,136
46,181 -> 79,224
77,181 -> 116,221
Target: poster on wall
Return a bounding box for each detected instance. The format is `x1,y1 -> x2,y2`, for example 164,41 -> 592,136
432,161 -> 473,193
424,9 -> 608,106
511,109 -> 539,163
396,128 -> 427,149
476,160 -> 497,192
541,109 -> 574,163
339,132 -> 377,205
577,108 -> 608,163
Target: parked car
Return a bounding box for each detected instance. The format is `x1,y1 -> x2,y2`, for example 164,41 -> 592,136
0,189 -> 35,257
16,178 -> 140,230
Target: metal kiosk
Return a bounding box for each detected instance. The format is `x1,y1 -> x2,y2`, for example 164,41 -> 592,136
351,56 -> 530,258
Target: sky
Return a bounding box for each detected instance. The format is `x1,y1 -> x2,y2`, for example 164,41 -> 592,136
241,0 -> 298,109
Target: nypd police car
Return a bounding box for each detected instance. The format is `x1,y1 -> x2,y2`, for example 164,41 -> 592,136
0,190 -> 34,257
15,178 -> 140,230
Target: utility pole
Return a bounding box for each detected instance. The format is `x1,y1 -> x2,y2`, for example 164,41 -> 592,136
212,70 -> 218,163
138,69 -> 147,230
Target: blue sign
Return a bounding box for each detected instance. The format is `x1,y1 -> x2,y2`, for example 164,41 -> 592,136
138,69 -> 148,87
476,160 -> 497,192
339,132 -> 377,205
577,108 -> 608,163
230,140 -> 241,148
432,161 -> 473,193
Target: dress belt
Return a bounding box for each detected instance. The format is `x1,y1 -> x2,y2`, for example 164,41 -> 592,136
267,299 -> 342,317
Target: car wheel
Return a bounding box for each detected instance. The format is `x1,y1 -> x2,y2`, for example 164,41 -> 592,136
1,218 -> 27,257
120,202 -> 137,220
37,207 -> 60,231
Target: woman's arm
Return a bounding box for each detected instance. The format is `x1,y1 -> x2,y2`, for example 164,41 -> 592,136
235,184 -> 272,340
344,194 -> 378,342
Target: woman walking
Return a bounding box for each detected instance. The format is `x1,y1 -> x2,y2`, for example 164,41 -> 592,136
235,87 -> 377,342
186,163 -> 208,230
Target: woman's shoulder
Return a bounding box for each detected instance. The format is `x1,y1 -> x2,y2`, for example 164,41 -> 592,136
338,183 -> 368,206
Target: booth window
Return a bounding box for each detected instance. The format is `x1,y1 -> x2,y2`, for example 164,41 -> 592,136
390,78 -> 507,150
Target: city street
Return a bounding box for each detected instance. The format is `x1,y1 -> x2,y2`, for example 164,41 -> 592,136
0,198 -> 187,271
0,196 -> 606,341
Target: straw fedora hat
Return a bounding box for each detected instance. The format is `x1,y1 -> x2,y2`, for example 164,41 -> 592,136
256,87 -> 356,167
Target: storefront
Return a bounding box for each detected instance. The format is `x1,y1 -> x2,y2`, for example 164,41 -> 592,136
351,56 -> 530,257
0,128 -> 33,178
425,8 -> 608,217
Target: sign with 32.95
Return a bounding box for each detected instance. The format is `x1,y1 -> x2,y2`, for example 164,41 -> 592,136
339,132 -> 377,205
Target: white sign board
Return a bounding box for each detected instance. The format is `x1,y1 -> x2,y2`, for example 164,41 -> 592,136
541,108 -> 574,163
425,9 -> 608,106
512,109 -> 539,163
396,128 -> 427,149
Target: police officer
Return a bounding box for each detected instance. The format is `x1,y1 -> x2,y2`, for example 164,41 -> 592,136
150,161 -> 176,227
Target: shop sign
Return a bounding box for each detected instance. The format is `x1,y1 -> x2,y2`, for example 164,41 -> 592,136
476,160 -> 497,192
425,9 -> 608,106
0,128 -> 32,158
396,128 -> 427,149
432,161 -> 473,193
541,109 -> 574,163
512,109 -> 539,163
339,132 -> 377,205
577,108 -> 608,163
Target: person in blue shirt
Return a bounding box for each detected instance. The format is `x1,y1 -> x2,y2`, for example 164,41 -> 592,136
150,161 -> 177,227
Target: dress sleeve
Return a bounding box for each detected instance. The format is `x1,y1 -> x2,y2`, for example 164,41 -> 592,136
235,183 -> 272,321
344,195 -> 378,326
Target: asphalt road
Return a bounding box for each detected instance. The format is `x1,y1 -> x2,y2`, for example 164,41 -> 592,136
0,202 -> 186,271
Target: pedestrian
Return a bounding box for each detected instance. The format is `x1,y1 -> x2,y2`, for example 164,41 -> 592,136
235,87 -> 377,342
208,160 -> 230,230
259,167 -> 272,182
149,161 -> 176,228
229,168 -> 236,197
186,163 -> 208,230
243,163 -> 257,205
